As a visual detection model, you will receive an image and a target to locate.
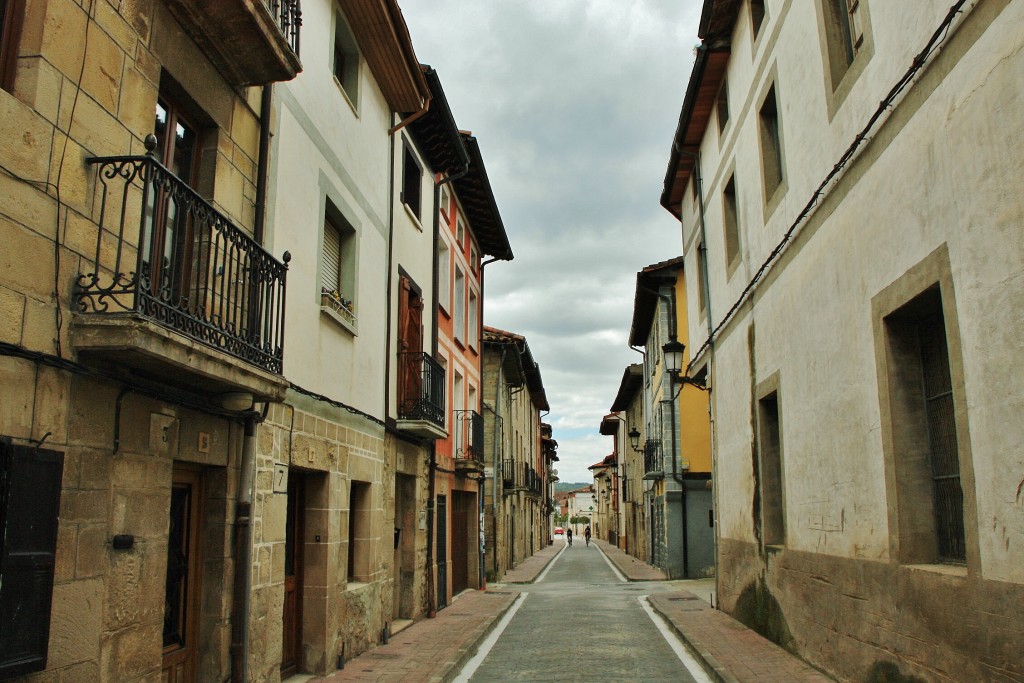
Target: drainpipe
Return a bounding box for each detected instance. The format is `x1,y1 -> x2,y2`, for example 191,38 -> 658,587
490,342 -> 508,578
478,256 -> 499,587
231,414 -> 257,682
254,85 -> 273,245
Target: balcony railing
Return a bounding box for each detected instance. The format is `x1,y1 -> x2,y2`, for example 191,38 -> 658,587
268,0 -> 302,58
454,410 -> 484,463
501,459 -> 515,489
643,439 -> 664,479
77,144 -> 289,374
397,352 -> 445,428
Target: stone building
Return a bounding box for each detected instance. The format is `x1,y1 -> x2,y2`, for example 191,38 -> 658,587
660,0 -> 1024,680
0,0 -> 299,680
481,326 -> 551,579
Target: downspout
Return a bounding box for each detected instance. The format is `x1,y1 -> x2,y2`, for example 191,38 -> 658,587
231,414 -> 258,682
254,85 -> 273,244
384,113 -> 398,421
479,256 -> 499,586
491,342 -> 508,578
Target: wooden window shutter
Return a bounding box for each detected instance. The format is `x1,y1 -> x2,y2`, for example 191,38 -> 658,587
0,440 -> 64,677
322,218 -> 341,293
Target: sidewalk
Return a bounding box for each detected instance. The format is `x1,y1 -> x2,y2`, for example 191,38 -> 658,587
593,539 -> 668,581
648,590 -> 834,683
594,540 -> 832,682
312,543 -> 563,682
312,589 -> 519,683
497,541 -> 563,583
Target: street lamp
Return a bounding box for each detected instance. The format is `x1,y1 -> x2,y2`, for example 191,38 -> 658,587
628,427 -> 641,452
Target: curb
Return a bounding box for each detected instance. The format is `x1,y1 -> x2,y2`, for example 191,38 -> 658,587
441,591 -> 521,682
647,597 -> 737,683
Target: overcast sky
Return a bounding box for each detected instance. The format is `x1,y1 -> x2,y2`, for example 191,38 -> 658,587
401,1 -> 701,482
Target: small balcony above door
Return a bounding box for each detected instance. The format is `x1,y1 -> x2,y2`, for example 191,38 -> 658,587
163,0 -> 303,86
454,410 -> 484,473
73,140 -> 290,403
396,352 -> 447,439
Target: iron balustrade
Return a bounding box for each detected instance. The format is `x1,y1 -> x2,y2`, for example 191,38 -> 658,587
77,142 -> 290,374
267,0 -> 302,57
397,352 -> 445,427
643,439 -> 664,477
501,459 -> 515,489
454,410 -> 484,463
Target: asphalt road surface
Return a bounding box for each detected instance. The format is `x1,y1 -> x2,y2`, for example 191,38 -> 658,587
456,539 -> 709,682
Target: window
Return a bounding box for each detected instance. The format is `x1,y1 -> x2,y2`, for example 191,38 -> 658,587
757,389 -> 785,546
456,215 -> 465,248
821,0 -> 864,89
0,0 -> 25,93
347,481 -> 371,583
333,9 -> 359,105
722,175 -> 740,271
440,186 -> 451,219
470,245 -> 478,274
320,202 -> 357,327
468,289 -> 479,349
716,78 -> 729,134
758,84 -> 784,199
750,0 -> 766,39
401,143 -> 422,220
0,440 -> 63,677
881,286 -> 967,563
437,240 -> 451,313
454,266 -> 465,344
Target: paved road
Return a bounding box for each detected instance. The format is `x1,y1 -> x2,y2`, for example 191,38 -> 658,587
458,540 -> 707,682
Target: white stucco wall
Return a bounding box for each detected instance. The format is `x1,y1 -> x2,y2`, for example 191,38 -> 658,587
681,1 -> 1024,581
267,0 -> 396,418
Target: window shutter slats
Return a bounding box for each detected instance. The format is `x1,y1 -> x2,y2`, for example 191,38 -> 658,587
0,442 -> 64,677
322,220 -> 341,292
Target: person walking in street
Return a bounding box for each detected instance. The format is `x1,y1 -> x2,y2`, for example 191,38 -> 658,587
566,528 -> 573,546
584,525 -> 591,546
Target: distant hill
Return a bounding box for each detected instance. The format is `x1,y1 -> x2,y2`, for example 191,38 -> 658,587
554,482 -> 589,493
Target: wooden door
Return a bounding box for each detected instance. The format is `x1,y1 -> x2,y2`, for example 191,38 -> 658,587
281,475 -> 305,676
162,467 -> 202,683
397,277 -> 424,409
451,494 -> 469,595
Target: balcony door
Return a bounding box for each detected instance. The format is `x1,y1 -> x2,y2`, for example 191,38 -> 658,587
281,474 -> 305,677
148,97 -> 199,306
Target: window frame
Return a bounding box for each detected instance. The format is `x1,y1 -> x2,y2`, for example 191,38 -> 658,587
437,238 -> 451,315
0,0 -> 25,93
722,173 -> 741,277
755,377 -> 785,547
401,141 -> 423,223
319,198 -> 359,333
332,7 -> 360,109
872,245 -> 977,572
453,265 -> 466,346
816,0 -> 873,117
758,81 -> 786,211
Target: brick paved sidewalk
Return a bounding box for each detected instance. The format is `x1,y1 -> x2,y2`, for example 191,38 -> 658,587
312,589 -> 520,683
593,538 -> 668,581
497,540 -> 563,583
648,591 -> 834,683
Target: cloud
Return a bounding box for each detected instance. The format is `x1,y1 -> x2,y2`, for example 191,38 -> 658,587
401,0 -> 699,489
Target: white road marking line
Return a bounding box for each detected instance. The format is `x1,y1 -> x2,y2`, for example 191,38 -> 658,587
534,543 -> 567,584
638,595 -> 714,683
452,592 -> 528,683
594,543 -> 628,583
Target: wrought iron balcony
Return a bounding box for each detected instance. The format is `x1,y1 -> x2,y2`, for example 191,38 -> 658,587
501,459 -> 515,489
525,465 -> 542,497
643,439 -> 664,480
163,0 -> 302,86
454,410 -> 484,471
397,352 -> 446,438
73,144 -> 290,401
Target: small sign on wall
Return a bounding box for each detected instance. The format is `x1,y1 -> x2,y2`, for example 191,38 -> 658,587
273,463 -> 288,493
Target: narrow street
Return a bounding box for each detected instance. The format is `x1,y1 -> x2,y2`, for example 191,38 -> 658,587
457,540 -> 709,682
